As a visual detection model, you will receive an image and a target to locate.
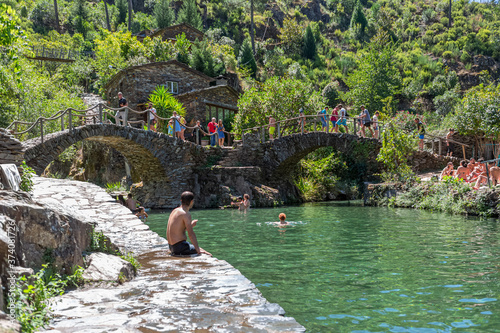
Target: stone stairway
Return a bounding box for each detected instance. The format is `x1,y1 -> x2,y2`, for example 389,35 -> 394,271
218,146 -> 241,167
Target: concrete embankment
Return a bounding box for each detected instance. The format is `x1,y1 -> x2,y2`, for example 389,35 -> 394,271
32,177 -> 304,332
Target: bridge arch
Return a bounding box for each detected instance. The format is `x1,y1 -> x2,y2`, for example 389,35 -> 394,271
258,132 -> 381,180
23,125 -> 201,207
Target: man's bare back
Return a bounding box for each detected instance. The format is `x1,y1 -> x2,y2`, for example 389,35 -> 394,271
166,192 -> 211,256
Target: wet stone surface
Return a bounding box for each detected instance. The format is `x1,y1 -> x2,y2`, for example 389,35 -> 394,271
32,177 -> 304,332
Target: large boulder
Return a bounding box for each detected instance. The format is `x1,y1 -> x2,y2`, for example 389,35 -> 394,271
0,191 -> 92,275
82,253 -> 135,282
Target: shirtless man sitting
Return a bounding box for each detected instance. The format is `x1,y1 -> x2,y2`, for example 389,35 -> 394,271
454,160 -> 470,181
489,166 -> 500,186
167,191 -> 211,256
440,162 -> 454,180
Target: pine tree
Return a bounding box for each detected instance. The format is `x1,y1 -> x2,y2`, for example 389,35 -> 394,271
72,0 -> 89,36
176,0 -> 203,30
238,39 -> 257,78
115,0 -> 127,26
303,25 -> 316,60
350,0 -> 367,40
154,0 -> 174,29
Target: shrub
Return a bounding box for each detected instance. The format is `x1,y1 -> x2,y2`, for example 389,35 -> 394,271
440,17 -> 449,27
20,161 -> 35,192
442,50 -> 453,59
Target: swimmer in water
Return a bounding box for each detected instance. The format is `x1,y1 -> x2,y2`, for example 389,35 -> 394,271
278,213 -> 289,226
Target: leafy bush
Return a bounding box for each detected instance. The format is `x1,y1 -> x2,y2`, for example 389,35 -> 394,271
20,161 -> 35,192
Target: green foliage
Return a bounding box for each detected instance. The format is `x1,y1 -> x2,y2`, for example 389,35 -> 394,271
115,0 -> 128,26
105,182 -> 127,192
454,83 -> 500,139
237,39 -> 257,78
234,76 -> 325,135
71,0 -> 90,37
344,31 -> 401,114
174,32 -> 192,64
120,252 -> 141,272
148,85 -> 186,133
176,0 -> 203,30
350,0 -> 367,40
154,0 -> 174,29
376,120 -> 416,181
190,40 -> 224,77
20,161 -> 35,192
303,25 -> 317,60
88,227 -> 114,253
279,17 -> 303,54
322,82 -> 341,107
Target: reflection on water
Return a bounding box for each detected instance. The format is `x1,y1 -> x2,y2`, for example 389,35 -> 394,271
147,202 -> 500,332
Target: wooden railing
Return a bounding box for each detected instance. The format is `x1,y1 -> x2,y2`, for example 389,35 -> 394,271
425,133 -> 470,159
27,46 -> 95,62
5,104 -> 230,146
240,114 -> 383,145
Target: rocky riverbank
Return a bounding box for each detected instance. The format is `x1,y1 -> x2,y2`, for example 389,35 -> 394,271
364,178 -> 500,217
28,177 -> 304,332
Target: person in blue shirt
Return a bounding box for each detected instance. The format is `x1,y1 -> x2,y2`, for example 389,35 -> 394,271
318,107 -> 329,132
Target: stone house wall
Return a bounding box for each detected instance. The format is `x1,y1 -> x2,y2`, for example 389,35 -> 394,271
176,86 -> 239,127
106,61 -> 213,110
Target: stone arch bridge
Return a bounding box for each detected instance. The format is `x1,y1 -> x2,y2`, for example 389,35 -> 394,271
19,125 -> 381,207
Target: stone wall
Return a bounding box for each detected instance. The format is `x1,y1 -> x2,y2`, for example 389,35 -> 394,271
106,61 -> 213,110
0,129 -> 23,166
407,151 -> 461,172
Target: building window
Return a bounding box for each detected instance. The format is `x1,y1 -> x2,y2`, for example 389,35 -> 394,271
205,104 -> 237,130
165,81 -> 178,94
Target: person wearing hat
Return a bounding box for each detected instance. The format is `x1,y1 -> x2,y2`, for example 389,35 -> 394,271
318,107 -> 329,133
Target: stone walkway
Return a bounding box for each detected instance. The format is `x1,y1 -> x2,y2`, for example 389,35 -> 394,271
32,177 -> 304,332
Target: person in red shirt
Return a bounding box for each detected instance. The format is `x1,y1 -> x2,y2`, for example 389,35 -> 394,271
207,117 -> 217,146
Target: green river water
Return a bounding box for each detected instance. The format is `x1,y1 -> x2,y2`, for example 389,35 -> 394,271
146,202 -> 500,332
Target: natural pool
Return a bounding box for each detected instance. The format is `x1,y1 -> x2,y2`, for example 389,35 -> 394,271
147,202 -> 500,332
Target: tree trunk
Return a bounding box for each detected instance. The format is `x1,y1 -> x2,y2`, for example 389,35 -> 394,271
53,0 -> 59,32
198,0 -> 208,29
104,0 -> 111,31
128,0 -> 133,31
250,0 -> 255,54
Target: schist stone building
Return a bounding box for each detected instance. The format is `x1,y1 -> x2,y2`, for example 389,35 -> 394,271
105,60 -> 239,128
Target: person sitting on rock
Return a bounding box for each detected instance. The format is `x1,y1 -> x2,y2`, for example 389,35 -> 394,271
126,193 -> 138,212
135,207 -> 148,221
440,162 -> 455,180
167,191 -> 211,256
117,194 -> 126,206
454,160 -> 470,181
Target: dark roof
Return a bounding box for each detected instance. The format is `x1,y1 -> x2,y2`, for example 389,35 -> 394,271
149,23 -> 204,40
175,84 -> 240,100
104,60 -> 215,91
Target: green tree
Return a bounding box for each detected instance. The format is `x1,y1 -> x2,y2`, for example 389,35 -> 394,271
174,33 -> 192,64
350,0 -> 367,40
376,120 -> 415,181
278,17 -> 303,54
233,76 -> 325,135
237,39 -> 257,78
154,0 -> 174,29
454,83 -> 500,141
190,40 -> 224,77
72,0 -> 90,36
344,31 -> 401,114
176,0 -> 203,30
148,85 -> 186,133
303,25 -> 317,60
115,0 -> 128,26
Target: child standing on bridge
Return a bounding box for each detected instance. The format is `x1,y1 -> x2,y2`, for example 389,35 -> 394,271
217,119 -> 225,147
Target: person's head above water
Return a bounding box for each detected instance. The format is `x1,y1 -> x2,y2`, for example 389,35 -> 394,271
243,194 -> 250,200
279,213 -> 286,221
181,191 -> 195,207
